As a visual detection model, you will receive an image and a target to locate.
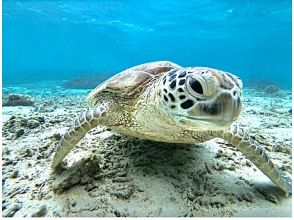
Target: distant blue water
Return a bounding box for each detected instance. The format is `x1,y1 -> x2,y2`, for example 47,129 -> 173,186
3,0 -> 292,89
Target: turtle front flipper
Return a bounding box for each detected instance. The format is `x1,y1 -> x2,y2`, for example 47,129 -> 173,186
222,124 -> 292,196
51,106 -> 107,170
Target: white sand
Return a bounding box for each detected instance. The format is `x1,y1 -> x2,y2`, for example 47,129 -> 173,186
2,86 -> 292,217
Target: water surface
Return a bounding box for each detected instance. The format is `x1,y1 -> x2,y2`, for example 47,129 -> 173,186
3,0 -> 292,88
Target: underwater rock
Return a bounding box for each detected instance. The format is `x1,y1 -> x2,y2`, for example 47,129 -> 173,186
35,104 -> 55,113
52,211 -> 62,217
2,146 -> 10,156
61,74 -> 110,89
107,183 -> 134,199
4,116 -> 45,136
236,192 -> 255,203
3,93 -> 35,106
52,170 -> 82,194
2,115 -> 46,142
273,144 -> 292,155
21,148 -> 34,158
31,205 -> 47,217
15,128 -> 25,139
5,184 -> 30,198
3,117 -> 23,138
52,156 -> 101,194
2,202 -> 23,217
2,199 -> 9,211
27,119 -> 40,129
9,170 -> 19,179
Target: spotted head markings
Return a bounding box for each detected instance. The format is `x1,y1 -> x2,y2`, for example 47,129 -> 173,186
159,67 -> 242,120
161,69 -> 195,110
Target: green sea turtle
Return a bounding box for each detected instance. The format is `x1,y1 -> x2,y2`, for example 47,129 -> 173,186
51,61 -> 292,196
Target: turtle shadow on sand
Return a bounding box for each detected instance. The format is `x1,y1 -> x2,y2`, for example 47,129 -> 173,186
49,133 -> 289,217
50,135 -> 198,194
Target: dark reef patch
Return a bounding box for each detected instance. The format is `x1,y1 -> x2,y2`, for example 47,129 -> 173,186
3,94 -> 35,106
61,74 -> 110,89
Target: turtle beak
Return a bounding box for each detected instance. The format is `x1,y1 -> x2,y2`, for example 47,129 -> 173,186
216,92 -> 242,122
185,92 -> 242,128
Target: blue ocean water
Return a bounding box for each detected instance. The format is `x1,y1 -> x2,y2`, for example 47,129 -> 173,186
3,0 -> 292,89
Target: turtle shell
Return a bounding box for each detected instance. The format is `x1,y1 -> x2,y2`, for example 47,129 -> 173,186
87,61 -> 181,107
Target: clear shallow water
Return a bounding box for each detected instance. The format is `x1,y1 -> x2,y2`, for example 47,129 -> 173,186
3,0 -> 292,88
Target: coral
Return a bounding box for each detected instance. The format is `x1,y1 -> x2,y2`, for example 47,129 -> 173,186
3,115 -> 45,139
61,74 -> 110,89
3,93 -> 35,106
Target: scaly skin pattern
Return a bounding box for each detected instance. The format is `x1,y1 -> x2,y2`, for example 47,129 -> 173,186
51,97 -> 132,170
51,106 -> 107,169
222,124 -> 292,196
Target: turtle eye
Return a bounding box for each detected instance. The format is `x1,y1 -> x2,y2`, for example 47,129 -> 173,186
186,69 -> 219,98
189,78 -> 203,94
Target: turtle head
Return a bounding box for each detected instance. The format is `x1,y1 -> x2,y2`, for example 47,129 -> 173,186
159,67 -> 242,130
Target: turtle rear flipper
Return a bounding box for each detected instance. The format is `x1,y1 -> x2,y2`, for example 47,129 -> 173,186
223,125 -> 292,196
51,106 -> 107,170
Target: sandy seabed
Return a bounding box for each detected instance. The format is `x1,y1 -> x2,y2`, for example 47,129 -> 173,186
1,81 -> 292,217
